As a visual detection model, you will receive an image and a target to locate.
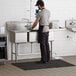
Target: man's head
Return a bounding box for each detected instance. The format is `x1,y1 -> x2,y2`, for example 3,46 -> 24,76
35,0 -> 44,10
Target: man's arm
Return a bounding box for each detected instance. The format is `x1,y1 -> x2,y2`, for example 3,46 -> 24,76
31,19 -> 39,29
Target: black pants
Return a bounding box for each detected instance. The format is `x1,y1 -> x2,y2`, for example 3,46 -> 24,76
38,26 -> 50,62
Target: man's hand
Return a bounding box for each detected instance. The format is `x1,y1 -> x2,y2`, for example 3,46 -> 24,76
29,27 -> 33,31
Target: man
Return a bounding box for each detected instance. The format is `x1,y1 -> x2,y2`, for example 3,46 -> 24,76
31,0 -> 50,63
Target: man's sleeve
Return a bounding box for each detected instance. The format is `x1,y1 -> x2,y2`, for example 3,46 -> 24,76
36,13 -> 41,20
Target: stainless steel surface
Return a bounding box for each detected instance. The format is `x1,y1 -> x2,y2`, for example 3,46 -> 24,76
9,30 -> 27,43
6,21 -> 30,31
65,20 -> 76,32
49,30 -> 54,41
29,32 -> 37,42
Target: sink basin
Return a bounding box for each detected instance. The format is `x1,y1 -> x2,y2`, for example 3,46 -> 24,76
65,20 -> 76,32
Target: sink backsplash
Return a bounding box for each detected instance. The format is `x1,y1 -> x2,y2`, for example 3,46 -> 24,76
6,21 -> 29,31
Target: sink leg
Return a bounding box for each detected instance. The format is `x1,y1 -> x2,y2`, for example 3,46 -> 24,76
50,41 -> 52,60
15,43 -> 18,62
11,43 -> 13,62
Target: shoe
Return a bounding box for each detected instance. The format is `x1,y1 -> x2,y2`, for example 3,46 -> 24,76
40,60 -> 48,64
47,60 -> 50,63
43,61 -> 48,64
35,60 -> 44,64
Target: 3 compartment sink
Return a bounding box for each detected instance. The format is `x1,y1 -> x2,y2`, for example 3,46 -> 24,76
6,21 -> 54,43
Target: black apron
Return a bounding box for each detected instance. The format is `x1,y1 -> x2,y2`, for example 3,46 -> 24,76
37,25 -> 43,43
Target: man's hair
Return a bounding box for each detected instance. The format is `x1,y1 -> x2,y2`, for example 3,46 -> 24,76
35,0 -> 44,7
